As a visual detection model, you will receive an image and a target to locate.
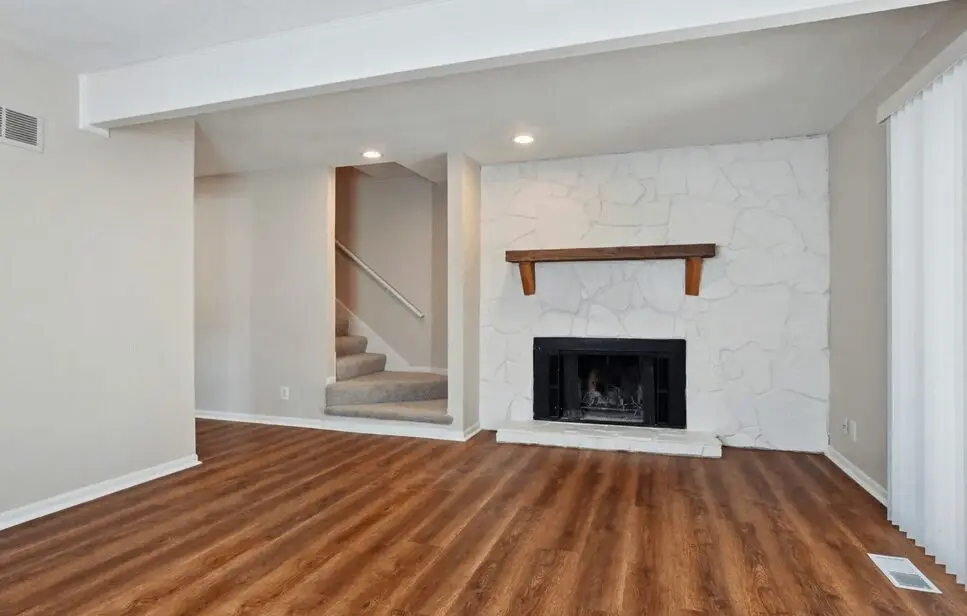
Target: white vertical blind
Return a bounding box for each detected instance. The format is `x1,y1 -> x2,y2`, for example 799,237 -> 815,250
888,57 -> 967,586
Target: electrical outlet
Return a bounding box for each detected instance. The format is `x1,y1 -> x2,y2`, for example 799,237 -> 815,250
841,418 -> 850,434
280,386 -> 290,401
849,419 -> 858,442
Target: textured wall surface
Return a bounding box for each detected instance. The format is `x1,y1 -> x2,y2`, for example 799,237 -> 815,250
479,137 -> 830,451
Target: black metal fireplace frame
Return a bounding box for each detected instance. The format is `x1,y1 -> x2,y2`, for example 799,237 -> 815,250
533,337 -> 686,429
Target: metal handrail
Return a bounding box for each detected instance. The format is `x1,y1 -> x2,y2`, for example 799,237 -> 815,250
335,239 -> 426,320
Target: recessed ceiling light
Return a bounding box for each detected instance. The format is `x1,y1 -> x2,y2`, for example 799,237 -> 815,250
513,134 -> 535,145
362,150 -> 382,159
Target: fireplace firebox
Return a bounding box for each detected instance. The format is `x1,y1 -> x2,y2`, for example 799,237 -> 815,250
533,337 -> 686,428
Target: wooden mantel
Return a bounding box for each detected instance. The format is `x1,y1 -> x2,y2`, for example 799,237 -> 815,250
505,244 -> 717,297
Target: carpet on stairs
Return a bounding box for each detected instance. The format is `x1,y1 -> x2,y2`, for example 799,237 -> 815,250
328,319 -> 450,425
325,398 -> 452,425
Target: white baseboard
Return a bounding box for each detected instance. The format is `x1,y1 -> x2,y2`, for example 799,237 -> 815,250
0,454 -> 200,531
826,447 -> 888,505
197,410 -> 472,442
463,423 -> 482,440
197,409 -> 321,429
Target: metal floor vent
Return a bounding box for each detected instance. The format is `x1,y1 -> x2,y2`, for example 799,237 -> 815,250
869,554 -> 942,594
0,106 -> 43,152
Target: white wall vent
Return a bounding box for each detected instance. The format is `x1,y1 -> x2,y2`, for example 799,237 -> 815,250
0,106 -> 44,152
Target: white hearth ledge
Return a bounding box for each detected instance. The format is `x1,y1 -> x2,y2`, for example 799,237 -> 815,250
496,421 -> 722,458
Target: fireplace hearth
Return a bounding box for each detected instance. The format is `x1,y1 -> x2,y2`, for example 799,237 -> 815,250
533,337 -> 686,428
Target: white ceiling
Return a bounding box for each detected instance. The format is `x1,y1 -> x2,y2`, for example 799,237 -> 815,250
194,5 -> 944,177
0,0 -> 438,71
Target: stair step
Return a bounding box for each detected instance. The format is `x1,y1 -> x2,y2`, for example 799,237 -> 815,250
325,399 -> 452,425
326,371 -> 448,406
336,335 -> 368,357
335,318 -> 350,337
336,353 -> 387,381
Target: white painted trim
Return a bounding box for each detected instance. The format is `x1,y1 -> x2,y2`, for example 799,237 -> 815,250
197,409 -> 322,429
877,29 -> 967,122
326,376 -> 337,385
0,455 -> 200,531
826,447 -> 888,505
463,423 -> 482,440
196,410 -> 471,441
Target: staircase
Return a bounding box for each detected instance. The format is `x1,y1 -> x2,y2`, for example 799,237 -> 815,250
325,318 -> 451,425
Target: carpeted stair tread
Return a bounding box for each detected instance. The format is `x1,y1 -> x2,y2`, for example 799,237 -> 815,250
335,318 -> 350,337
326,371 -> 448,406
325,399 -> 452,425
336,335 -> 368,357
336,353 -> 387,381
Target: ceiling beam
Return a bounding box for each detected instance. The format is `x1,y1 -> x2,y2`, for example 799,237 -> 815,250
79,0 -> 949,129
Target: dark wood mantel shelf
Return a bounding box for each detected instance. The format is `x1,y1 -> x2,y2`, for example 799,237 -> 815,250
505,244 -> 717,297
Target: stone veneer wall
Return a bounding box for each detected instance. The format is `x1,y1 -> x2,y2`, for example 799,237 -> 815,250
479,137 -> 830,451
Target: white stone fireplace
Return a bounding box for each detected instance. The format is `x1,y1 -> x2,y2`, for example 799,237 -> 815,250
479,137 -> 830,453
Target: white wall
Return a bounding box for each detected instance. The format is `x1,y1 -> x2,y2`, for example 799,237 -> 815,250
195,178 -> 253,416
0,42 -> 197,515
195,169 -> 334,420
336,172 -> 436,366
431,181 -> 449,370
829,3 -> 967,488
449,154 -> 482,431
480,138 -> 830,451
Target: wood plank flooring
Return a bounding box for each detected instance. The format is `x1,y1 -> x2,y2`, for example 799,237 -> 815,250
1,419 -> 965,615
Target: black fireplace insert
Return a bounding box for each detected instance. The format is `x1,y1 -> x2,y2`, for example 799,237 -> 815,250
533,337 -> 686,428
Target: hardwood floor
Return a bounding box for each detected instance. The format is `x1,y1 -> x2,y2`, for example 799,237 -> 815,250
1,420 -> 965,615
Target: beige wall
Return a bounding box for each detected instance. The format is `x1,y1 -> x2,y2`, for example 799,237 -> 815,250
336,170 -> 438,366
0,42 -> 197,514
195,169 -> 334,420
829,4 -> 967,487
195,177 -> 253,416
447,154 -> 482,431
431,181 -> 449,370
